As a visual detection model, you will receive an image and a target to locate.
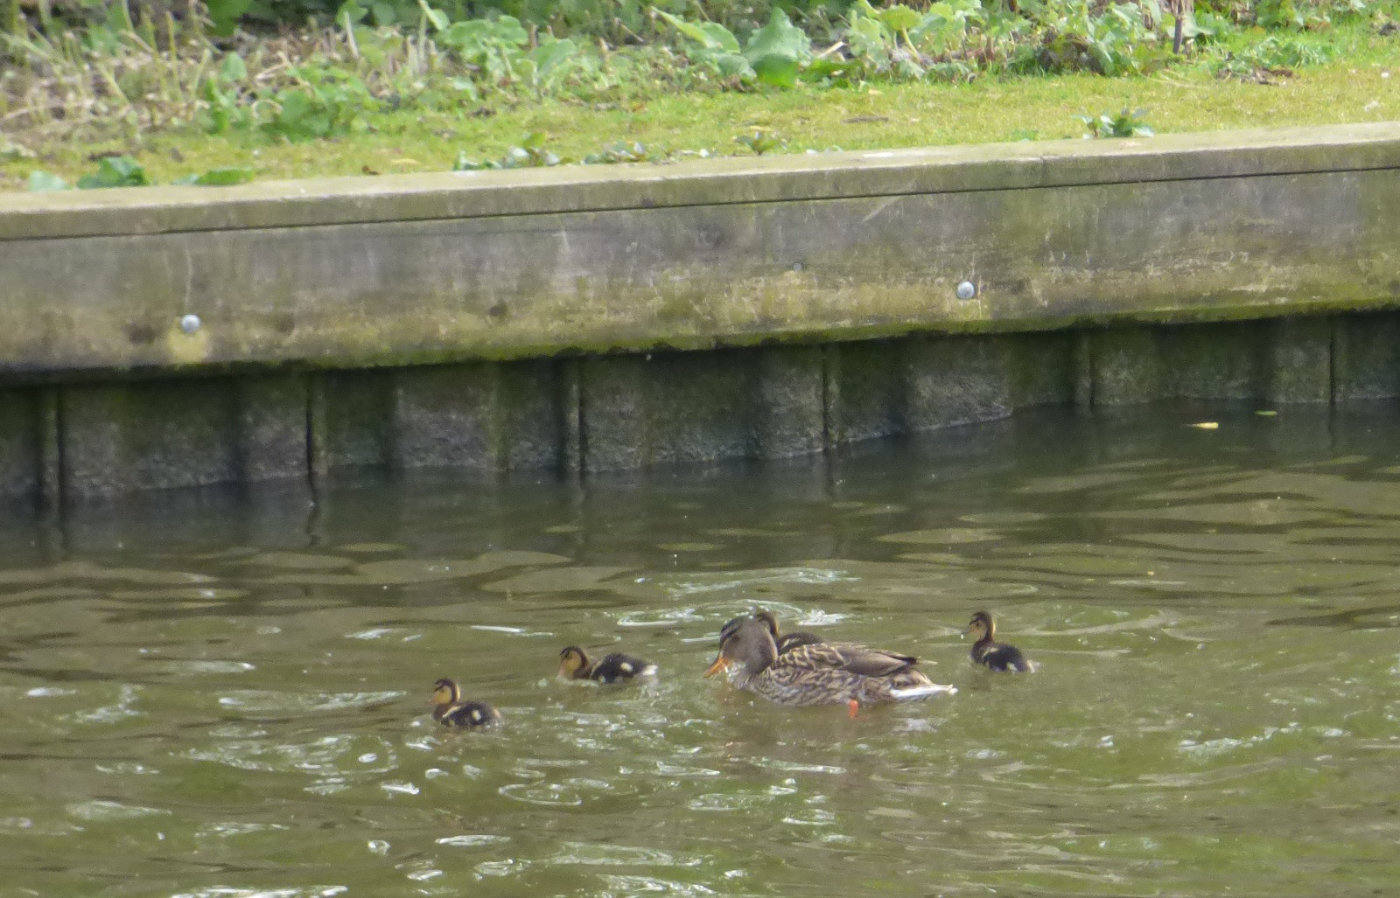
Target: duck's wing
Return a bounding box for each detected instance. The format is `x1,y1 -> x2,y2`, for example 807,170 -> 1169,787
781,642 -> 919,678
830,641 -> 918,668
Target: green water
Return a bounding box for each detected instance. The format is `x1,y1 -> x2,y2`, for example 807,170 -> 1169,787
3,403 -> 1400,897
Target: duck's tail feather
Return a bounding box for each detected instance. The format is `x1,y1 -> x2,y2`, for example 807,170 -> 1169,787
889,683 -> 958,700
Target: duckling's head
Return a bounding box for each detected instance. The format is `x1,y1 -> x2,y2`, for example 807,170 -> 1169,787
705,615 -> 778,680
558,645 -> 593,679
965,611 -> 994,641
754,609 -> 782,639
430,677 -> 460,708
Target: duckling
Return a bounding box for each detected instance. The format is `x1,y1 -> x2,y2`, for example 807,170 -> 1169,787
965,611 -> 1033,672
753,610 -> 825,653
429,678 -> 502,728
706,614 -> 954,717
558,645 -> 657,684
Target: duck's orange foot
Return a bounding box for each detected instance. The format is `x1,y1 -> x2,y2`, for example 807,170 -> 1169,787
847,699 -> 860,719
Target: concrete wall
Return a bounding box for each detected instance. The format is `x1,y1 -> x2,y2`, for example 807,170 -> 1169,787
2,123 -> 1399,500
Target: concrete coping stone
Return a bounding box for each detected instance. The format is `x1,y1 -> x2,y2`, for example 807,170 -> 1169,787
2,122 -> 1399,240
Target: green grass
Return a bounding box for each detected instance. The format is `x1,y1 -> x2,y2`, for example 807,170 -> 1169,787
2,18 -> 1398,192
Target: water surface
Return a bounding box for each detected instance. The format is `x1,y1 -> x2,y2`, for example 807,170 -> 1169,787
3,403 -> 1400,896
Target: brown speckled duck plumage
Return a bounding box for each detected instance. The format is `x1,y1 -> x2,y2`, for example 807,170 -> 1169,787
706,614 -> 954,711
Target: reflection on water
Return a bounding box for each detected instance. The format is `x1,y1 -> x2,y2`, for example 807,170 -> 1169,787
4,402 -> 1400,896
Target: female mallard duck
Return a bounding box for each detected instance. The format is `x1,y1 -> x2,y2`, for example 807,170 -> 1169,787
965,611 -> 1033,672
558,645 -> 657,684
706,614 -> 955,716
429,678 -> 502,728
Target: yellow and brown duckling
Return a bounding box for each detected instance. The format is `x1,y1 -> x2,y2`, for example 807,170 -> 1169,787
706,614 -> 954,717
429,678 -> 502,729
965,611 -> 1033,673
558,645 -> 657,684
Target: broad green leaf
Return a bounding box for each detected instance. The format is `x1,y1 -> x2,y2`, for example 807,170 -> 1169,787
530,38 -> 578,79
847,0 -> 883,22
715,53 -> 756,81
437,16 -> 527,56
189,167 -> 256,186
743,8 -> 810,66
752,54 -> 800,88
336,0 -> 369,25
218,52 -> 247,84
27,171 -> 70,191
654,10 -> 740,53
436,20 -> 485,50
206,0 -> 251,36
370,1 -> 397,25
277,90 -> 313,126
415,0 -> 448,31
447,76 -> 480,101
489,15 -> 529,45
802,57 -> 858,82
76,156 -> 149,189
878,5 -> 922,33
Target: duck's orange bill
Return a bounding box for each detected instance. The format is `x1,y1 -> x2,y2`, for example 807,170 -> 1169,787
703,655 -> 729,678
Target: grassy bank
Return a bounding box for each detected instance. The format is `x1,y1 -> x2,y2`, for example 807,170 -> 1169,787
2,3 -> 1398,191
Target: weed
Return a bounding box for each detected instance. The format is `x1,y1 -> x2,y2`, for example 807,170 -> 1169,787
840,0 -> 985,81
265,66 -> 376,140
735,128 -> 787,154
582,141 -> 653,164
27,170 -> 70,191
1078,107 -> 1155,138
1213,33 -> 1334,79
173,167 -> 257,185
656,7 -> 811,87
26,158 -> 255,190
454,131 -> 562,168
76,155 -> 150,188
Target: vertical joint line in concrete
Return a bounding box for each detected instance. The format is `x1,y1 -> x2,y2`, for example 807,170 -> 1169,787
306,373 -> 328,495
229,380 -> 251,487
37,387 -> 63,512
386,372 -> 405,474
1327,316 -> 1341,407
561,359 -> 584,479
820,345 -> 838,452
1073,330 -> 1095,408
487,363 -> 507,473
